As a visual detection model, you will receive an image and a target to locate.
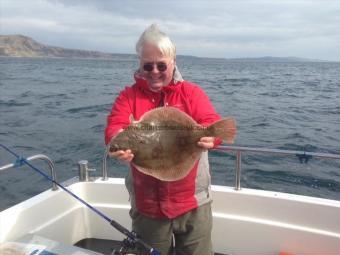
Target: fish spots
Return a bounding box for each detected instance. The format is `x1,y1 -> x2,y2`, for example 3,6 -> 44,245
152,144 -> 164,158
178,137 -> 188,148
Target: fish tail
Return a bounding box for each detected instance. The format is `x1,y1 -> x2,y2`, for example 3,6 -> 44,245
207,118 -> 237,144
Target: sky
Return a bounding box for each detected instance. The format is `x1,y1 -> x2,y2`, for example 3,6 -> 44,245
1,0 -> 340,61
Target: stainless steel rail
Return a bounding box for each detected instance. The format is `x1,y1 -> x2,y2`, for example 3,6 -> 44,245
101,144 -> 340,190
215,145 -> 340,190
102,148 -> 109,181
0,154 -> 58,191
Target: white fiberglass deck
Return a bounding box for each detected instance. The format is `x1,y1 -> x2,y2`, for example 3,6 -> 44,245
1,178 -> 340,255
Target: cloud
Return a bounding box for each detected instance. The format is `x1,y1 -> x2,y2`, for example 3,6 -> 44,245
1,0 -> 340,60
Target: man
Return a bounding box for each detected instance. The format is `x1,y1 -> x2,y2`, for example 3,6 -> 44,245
105,24 -> 235,255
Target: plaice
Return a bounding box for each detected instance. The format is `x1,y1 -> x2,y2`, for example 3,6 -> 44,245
109,107 -> 236,181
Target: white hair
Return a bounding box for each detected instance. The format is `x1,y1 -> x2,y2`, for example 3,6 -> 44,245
136,24 -> 176,59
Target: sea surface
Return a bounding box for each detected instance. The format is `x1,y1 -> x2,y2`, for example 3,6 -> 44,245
1,56 -> 340,211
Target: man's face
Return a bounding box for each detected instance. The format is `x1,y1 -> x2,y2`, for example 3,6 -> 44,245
140,43 -> 175,92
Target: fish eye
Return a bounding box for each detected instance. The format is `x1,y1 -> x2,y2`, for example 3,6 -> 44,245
109,144 -> 120,152
132,123 -> 142,129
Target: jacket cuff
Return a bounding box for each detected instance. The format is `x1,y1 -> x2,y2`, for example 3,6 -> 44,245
213,137 -> 222,148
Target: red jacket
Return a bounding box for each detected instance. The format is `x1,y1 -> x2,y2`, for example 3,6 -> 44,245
105,76 -> 221,218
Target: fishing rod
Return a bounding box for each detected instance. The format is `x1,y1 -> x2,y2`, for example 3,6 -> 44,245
0,144 -> 160,255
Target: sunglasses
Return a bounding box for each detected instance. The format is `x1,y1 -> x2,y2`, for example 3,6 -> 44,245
142,62 -> 168,72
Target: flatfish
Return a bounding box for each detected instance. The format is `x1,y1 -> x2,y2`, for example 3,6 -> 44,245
109,107 -> 236,181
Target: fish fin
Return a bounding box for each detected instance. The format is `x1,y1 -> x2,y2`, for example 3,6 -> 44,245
135,166 -> 192,181
141,107 -> 197,127
134,165 -> 187,181
133,151 -> 201,181
208,118 -> 237,144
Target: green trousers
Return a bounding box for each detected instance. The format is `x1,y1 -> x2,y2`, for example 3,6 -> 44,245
130,202 -> 213,255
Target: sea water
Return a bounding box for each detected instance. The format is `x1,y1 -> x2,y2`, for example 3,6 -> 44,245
0,56 -> 340,210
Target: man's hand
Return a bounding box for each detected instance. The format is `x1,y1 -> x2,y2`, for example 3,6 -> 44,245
197,137 -> 215,150
108,149 -> 134,162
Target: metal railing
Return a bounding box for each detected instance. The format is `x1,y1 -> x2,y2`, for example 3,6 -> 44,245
102,148 -> 109,181
101,145 -> 340,190
215,145 -> 340,190
0,154 -> 58,191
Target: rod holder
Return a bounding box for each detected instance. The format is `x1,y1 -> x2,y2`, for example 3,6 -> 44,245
78,160 -> 90,181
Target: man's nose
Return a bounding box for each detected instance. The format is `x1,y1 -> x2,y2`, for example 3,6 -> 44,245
150,63 -> 160,73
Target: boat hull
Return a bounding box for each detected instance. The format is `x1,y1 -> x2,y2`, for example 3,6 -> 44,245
1,178 -> 340,255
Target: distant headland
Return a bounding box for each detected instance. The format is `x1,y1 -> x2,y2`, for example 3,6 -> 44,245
0,34 -> 329,62
0,35 -> 134,60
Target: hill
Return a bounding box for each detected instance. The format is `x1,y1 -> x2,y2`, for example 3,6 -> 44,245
224,56 -> 327,62
0,34 -> 329,62
0,35 -> 132,59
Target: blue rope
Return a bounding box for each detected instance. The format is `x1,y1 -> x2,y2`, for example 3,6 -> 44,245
13,156 -> 25,168
0,144 -> 159,255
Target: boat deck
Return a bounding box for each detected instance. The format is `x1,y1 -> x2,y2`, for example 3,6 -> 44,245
75,238 -> 227,255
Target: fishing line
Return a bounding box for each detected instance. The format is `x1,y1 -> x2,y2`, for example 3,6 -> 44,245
0,144 -> 159,255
